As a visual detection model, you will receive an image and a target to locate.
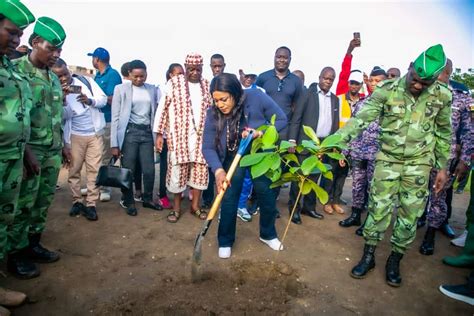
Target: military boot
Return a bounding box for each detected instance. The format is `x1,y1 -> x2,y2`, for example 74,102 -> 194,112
386,251 -> 403,287
0,287 -> 27,306
350,244 -> 376,279
7,250 -> 40,279
27,233 -> 60,263
419,226 -> 436,255
339,207 -> 362,227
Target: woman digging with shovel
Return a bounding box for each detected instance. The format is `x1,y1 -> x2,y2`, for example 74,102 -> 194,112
202,73 -> 287,259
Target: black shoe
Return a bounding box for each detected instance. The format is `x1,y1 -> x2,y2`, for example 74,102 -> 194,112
386,251 -> 403,287
7,251 -> 40,279
339,207 -> 362,227
143,201 -> 163,211
351,244 -> 376,279
301,209 -> 324,220
440,222 -> 456,239
201,201 -> 212,209
27,233 -> 60,263
82,206 -> 98,221
290,208 -> 302,225
419,227 -> 436,255
126,206 -> 138,216
439,283 -> 474,305
70,202 -> 85,216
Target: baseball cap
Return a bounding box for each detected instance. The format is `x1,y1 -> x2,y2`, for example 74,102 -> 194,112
348,70 -> 363,83
87,47 -> 110,61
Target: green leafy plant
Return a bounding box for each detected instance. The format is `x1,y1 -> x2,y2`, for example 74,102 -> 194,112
240,115 -> 347,220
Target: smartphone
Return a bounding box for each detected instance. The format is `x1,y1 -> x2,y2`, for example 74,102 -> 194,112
354,32 -> 361,47
69,85 -> 82,94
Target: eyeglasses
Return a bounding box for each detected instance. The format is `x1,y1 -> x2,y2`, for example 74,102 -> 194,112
277,79 -> 284,92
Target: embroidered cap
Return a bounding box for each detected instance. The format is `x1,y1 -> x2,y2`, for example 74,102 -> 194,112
0,0 -> 35,29
33,16 -> 66,48
185,53 -> 203,66
413,44 -> 446,80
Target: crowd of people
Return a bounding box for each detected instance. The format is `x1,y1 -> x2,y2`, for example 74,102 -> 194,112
0,0 -> 473,314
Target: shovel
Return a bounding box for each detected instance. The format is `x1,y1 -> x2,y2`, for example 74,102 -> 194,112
191,130 -> 254,282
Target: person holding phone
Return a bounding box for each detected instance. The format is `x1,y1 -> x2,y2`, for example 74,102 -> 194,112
52,58 -> 107,221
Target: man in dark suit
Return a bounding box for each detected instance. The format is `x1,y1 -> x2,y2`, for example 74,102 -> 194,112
288,67 -> 340,224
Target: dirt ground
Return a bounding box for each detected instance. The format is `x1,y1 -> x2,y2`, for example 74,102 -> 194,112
1,167 -> 472,315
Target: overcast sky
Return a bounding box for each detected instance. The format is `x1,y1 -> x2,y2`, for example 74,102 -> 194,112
22,0 -> 473,88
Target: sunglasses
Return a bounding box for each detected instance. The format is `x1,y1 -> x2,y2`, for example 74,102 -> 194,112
277,79 -> 284,92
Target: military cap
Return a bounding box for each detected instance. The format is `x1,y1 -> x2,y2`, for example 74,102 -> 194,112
0,0 -> 35,29
413,44 -> 446,80
33,16 -> 66,48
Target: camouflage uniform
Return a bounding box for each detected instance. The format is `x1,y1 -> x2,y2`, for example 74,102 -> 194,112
426,86 -> 472,228
337,76 -> 452,254
0,56 -> 32,260
347,98 -> 380,209
8,55 -> 63,251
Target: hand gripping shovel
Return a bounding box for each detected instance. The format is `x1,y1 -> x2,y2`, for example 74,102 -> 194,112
191,130 -> 254,282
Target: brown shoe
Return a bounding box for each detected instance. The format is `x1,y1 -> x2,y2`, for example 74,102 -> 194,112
0,287 -> 27,307
332,204 -> 345,214
323,204 -> 334,215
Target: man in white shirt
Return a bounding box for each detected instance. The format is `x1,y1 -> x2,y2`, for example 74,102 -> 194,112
52,59 -> 107,221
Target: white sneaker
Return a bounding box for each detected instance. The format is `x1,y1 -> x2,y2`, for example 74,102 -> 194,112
451,230 -> 468,247
80,188 -> 87,196
237,208 -> 252,222
259,237 -> 283,251
100,191 -> 111,202
218,247 -> 231,259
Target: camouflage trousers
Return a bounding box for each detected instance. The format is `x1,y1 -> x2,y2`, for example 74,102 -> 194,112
363,160 -> 431,254
351,159 -> 375,209
426,168 -> 456,229
8,146 -> 61,252
0,158 -> 23,260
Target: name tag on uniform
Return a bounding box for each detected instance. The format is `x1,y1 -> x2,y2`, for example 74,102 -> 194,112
53,95 -> 60,101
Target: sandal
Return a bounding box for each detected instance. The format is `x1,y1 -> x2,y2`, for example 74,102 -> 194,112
191,208 -> 208,220
167,210 -> 181,223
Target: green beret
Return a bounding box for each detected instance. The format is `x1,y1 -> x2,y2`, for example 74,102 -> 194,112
413,44 -> 446,80
33,16 -> 66,48
0,0 -> 35,29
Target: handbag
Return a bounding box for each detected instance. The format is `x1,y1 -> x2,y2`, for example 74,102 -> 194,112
96,157 -> 133,190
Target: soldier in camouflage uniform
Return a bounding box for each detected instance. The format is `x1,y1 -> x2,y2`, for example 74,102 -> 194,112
336,44 -> 452,287
7,17 -> 66,279
419,59 -> 473,255
339,67 -> 387,230
0,0 -> 36,311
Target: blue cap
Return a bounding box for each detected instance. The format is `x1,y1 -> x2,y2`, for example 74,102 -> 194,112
87,47 -> 109,61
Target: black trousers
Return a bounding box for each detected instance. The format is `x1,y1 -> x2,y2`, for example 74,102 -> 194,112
121,125 -> 155,205
159,141 -> 168,198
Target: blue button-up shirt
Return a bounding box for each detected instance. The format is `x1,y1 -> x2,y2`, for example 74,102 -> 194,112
94,65 -> 122,122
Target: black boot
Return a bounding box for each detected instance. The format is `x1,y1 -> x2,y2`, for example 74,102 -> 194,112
351,244 -> 376,279
386,251 -> 403,287
419,227 -> 436,255
290,208 -> 302,225
7,250 -> 40,279
27,233 -> 60,263
355,214 -> 367,236
339,207 -> 362,227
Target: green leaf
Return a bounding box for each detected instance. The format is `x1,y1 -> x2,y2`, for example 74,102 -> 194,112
251,159 -> 271,179
256,125 -> 268,131
240,152 -> 269,167
320,134 -> 342,148
279,140 -> 295,151
315,159 -> 327,172
271,167 -> 282,182
250,139 -> 262,154
296,145 -> 305,154
261,125 -> 278,149
301,140 -> 319,153
322,170 -> 333,180
310,182 -> 328,205
301,156 -> 318,176
326,152 -> 345,161
301,181 -> 312,195
270,114 -> 276,125
281,172 -> 296,181
289,166 -> 300,174
283,153 -> 299,165
269,153 -> 281,170
303,125 -> 320,145
270,179 -> 287,188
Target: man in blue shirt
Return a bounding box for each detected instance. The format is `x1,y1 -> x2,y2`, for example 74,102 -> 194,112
88,47 -> 122,201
